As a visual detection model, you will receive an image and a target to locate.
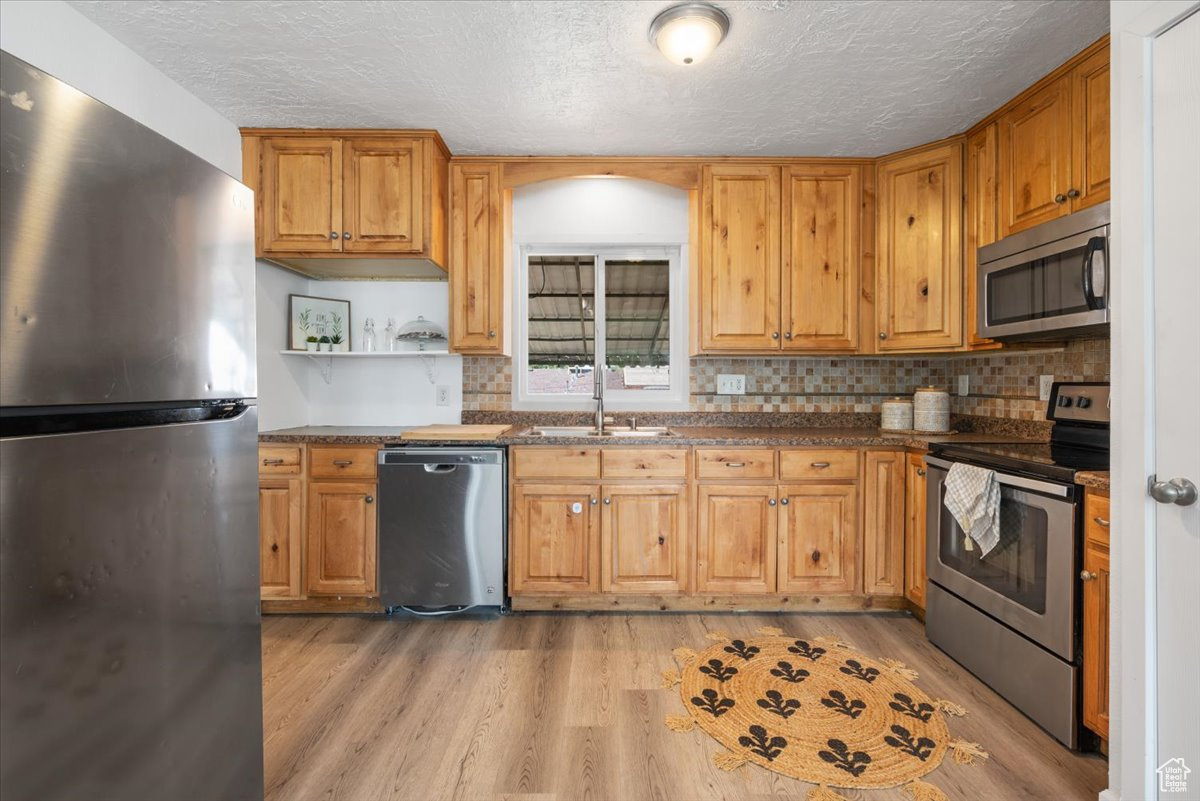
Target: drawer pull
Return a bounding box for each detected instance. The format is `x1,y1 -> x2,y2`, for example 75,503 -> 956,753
810,461 -> 831,469
726,462 -> 746,468
1093,516 -> 1109,527
262,458 -> 284,466
811,550 -> 821,563
333,459 -> 353,466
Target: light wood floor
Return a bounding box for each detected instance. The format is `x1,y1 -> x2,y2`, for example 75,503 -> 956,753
261,612 -> 1106,801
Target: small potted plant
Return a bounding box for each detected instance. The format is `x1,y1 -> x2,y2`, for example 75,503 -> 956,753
330,313 -> 347,352
305,334 -> 319,352
318,335 -> 331,352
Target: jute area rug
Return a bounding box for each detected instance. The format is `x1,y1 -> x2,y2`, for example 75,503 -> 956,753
662,626 -> 989,801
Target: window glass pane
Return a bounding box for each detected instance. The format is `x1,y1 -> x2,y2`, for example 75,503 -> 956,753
526,256 -> 596,395
602,258 -> 670,392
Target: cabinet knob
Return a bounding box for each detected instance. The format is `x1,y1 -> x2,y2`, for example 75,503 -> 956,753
768,498 -> 777,507
488,330 -> 496,338
330,231 -> 338,240
590,497 -> 598,505
879,332 -> 888,340
780,497 -> 789,505
364,495 -> 374,504
342,231 -> 351,240
917,468 -> 927,477
1067,188 -> 1081,199
603,497 -> 611,505
1080,569 -> 1097,581
772,332 -> 780,340
1055,193 -> 1067,204
784,332 -> 793,340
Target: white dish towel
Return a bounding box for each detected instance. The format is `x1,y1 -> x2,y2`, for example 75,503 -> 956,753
943,463 -> 1001,556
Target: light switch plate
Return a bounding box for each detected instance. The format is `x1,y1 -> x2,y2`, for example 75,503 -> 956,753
1039,375 -> 1055,401
957,375 -> 969,396
436,385 -> 451,406
717,374 -> 746,395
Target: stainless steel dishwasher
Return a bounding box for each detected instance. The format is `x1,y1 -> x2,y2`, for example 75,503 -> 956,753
377,448 -> 506,611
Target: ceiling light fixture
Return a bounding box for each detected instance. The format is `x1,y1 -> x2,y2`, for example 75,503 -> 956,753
649,2 -> 731,66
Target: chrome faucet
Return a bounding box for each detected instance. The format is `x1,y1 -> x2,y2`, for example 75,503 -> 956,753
593,369 -> 606,434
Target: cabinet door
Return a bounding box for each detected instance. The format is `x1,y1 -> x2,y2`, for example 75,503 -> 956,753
259,477 -> 303,599
306,481 -> 377,596
696,485 -> 776,594
450,163 -> 505,352
903,453 -> 928,608
1071,46 -> 1111,212
260,137 -> 342,253
965,124 -> 1001,350
700,165 -> 782,351
342,138 -> 424,253
781,165 -> 859,351
997,78 -> 1073,237
863,451 -> 905,595
1082,492 -> 1110,738
601,484 -> 689,594
778,483 -> 857,594
876,142 -> 963,351
510,484 -> 599,593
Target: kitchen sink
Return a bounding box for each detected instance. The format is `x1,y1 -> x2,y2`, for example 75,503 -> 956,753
529,425 -> 676,438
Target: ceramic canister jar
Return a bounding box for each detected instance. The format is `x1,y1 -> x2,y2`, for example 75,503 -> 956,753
880,397 -> 914,431
913,386 -> 951,432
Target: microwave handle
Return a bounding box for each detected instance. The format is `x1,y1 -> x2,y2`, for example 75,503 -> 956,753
1082,236 -> 1106,310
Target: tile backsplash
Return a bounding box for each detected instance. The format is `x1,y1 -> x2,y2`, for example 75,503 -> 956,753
462,337 -> 1109,421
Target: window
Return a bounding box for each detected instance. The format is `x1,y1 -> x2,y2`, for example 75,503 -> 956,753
515,246 -> 687,410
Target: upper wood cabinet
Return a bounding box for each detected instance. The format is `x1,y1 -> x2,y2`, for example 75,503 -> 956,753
242,129 -> 449,278
997,40 -> 1110,238
863,451 -> 906,595
700,164 -> 782,351
781,165 -> 860,351
965,124 -> 1001,350
449,162 -> 508,354
876,141 -> 964,352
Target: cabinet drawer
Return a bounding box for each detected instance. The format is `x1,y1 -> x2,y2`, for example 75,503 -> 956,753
512,448 -> 601,480
259,445 -> 302,476
779,449 -> 859,481
310,446 -> 378,479
602,448 -> 688,480
695,449 -> 775,480
1085,491 -> 1110,547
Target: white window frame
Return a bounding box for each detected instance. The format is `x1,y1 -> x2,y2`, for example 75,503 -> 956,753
513,243 -> 689,412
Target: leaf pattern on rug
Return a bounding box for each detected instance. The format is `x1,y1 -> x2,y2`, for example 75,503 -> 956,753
691,688 -> 735,717
723,639 -> 761,661
820,689 -> 867,719
787,640 -> 826,661
698,658 -> 739,683
769,660 -> 810,683
756,689 -> 801,718
889,692 -> 935,722
738,725 -> 787,761
883,724 -> 937,761
839,659 -> 881,683
817,739 -> 872,776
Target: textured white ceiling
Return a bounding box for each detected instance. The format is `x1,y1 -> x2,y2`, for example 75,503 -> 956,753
68,0 -> 1109,157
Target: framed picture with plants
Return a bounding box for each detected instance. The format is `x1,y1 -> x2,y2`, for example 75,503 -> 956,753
288,294 -> 351,352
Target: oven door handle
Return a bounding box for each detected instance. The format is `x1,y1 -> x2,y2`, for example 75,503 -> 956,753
925,456 -> 1073,498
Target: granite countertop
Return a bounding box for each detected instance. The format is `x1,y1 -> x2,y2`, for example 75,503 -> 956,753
1075,470 -> 1110,491
259,424 -> 1044,450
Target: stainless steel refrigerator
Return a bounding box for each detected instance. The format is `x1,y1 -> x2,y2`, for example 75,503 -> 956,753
0,51 -> 264,800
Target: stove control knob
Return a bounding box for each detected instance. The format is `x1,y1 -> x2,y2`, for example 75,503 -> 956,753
1076,396 -> 1092,409
1057,395 -> 1073,407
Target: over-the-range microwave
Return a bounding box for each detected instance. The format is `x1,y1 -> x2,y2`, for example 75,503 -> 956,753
977,202 -> 1109,341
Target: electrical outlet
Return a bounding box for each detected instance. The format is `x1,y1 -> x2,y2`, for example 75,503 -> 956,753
1039,375 -> 1055,401
717,374 -> 746,395
957,375 -> 969,396
435,385 -> 451,406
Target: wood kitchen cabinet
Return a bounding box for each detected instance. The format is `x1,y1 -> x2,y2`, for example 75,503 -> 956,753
695,484 -> 778,594
600,484 -> 689,594
903,452 -> 928,609
242,129 -> 449,277
996,39 -> 1110,237
450,162 -> 508,353
1082,489 -> 1111,740
777,483 -> 858,594
863,450 -> 906,595
965,124 -> 1001,350
258,445 -> 304,600
875,140 -> 964,352
306,481 -> 378,596
510,483 -> 600,593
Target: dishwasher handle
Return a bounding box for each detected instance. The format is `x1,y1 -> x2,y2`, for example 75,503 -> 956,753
424,464 -> 459,473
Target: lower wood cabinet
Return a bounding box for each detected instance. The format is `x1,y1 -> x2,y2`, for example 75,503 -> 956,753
258,477 -> 303,599
904,452 -> 928,609
306,481 -> 378,596
778,483 -> 858,594
1082,489 -> 1111,740
696,485 -> 778,594
601,484 -> 689,594
863,451 -> 906,596
510,483 -> 601,593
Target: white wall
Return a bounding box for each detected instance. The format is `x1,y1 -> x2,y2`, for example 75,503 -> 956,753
255,262 -> 310,430
0,0 -> 241,176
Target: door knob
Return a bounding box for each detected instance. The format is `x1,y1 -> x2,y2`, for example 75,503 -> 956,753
1149,476 -> 1198,506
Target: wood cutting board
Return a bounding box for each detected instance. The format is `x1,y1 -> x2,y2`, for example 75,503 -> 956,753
400,424 -> 512,441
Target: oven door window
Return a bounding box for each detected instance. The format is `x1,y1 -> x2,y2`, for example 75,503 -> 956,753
986,246 -> 1095,327
938,486 -> 1049,614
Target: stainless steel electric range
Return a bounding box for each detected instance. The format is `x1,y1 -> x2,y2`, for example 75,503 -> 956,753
924,381 -> 1110,749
